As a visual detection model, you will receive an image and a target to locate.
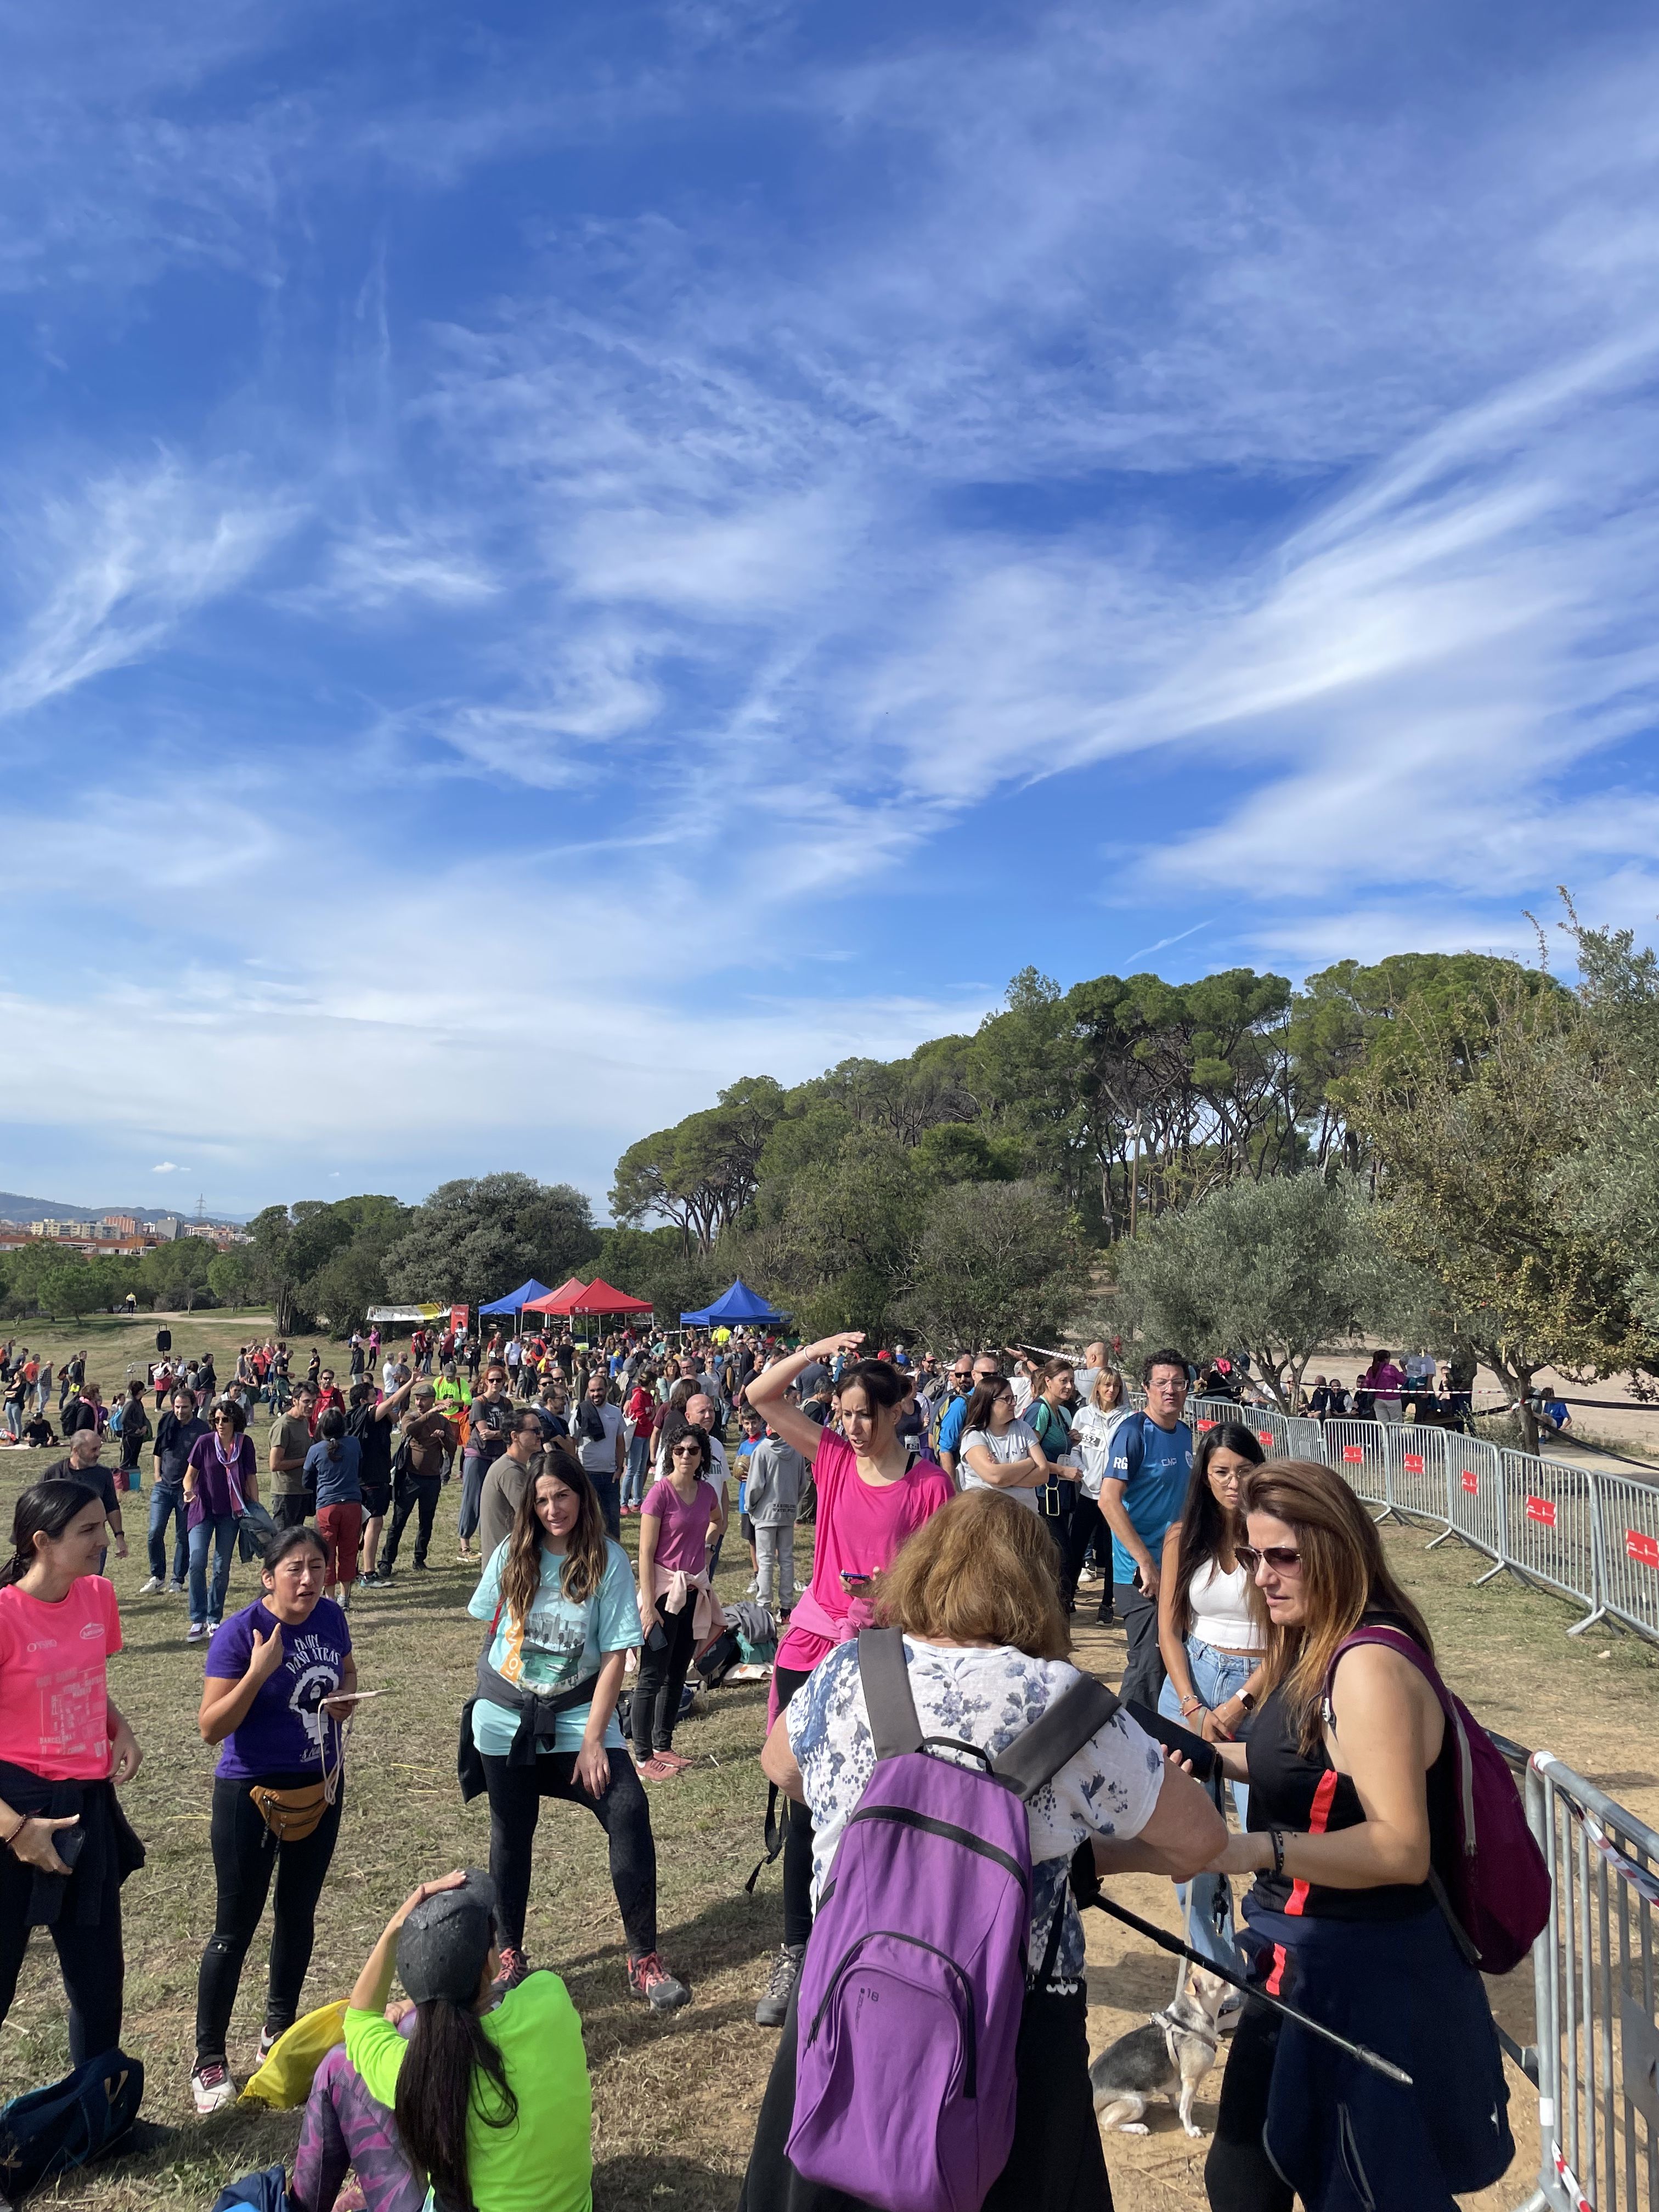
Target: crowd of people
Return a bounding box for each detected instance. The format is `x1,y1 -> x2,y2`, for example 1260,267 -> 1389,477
0,1314 -> 1526,2212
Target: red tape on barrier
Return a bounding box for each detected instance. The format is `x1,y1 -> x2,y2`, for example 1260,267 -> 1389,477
1403,1453 -> 1424,1474
1195,1418 -> 1214,1431
1627,1529 -> 1659,1570
1461,1469 -> 1479,1494
1342,1444 -> 1364,1464
1526,1496 -> 1556,1528
1257,1429 -> 1274,1449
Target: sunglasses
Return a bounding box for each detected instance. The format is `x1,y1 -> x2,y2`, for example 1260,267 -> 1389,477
1237,1543 -> 1302,1575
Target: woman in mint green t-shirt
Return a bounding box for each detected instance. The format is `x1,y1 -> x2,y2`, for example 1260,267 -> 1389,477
292,1869 -> 590,2212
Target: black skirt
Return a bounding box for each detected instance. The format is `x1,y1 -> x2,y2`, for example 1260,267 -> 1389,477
738,1979 -> 1112,2212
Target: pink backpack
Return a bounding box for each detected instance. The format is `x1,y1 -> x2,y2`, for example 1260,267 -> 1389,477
1325,1626 -> 1549,1975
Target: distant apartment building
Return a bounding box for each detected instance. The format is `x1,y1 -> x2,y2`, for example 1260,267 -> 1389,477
30,1218 -> 94,1239
153,1217 -> 183,1240
100,1214 -> 139,1236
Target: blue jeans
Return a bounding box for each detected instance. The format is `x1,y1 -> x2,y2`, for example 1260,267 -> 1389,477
622,1433 -> 651,1510
1159,1637 -> 1254,1976
189,1513 -> 239,1627
149,1481 -> 189,1584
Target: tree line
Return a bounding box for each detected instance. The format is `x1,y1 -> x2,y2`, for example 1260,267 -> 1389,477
5,906 -> 1653,1453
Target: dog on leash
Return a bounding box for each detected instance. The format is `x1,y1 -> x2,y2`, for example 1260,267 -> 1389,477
1089,1967 -> 1230,2138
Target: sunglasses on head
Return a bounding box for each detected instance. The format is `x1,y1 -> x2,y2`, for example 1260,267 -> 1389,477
1237,1543 -> 1302,1575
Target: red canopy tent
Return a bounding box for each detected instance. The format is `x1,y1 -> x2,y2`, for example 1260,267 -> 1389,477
520,1277 -> 588,1318
522,1277 -> 653,1320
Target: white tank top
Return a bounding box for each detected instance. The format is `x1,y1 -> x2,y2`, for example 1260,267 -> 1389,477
1188,1558 -> 1264,1653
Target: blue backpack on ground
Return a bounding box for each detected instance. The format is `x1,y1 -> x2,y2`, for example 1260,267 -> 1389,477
0,2049 -> 143,2198
211,2164 -> 293,2211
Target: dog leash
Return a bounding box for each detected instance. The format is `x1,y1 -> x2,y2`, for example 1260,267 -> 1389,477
1070,1849 -> 1414,2087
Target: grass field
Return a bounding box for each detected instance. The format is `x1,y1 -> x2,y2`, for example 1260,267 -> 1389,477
2,1313 -> 1656,2210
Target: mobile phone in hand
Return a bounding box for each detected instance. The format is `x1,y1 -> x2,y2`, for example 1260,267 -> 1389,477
54,1824 -> 87,1874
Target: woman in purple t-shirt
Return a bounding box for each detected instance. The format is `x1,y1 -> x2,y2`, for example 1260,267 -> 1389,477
188,1525 -> 357,2115
633,1424 -> 726,1778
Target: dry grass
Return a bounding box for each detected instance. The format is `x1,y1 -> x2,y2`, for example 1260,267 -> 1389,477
2,1334 -> 1654,2210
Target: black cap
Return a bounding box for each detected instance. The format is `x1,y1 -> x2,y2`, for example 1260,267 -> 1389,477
396,1871 -> 499,2004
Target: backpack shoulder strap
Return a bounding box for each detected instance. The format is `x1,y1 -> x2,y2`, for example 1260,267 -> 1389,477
856,1627 -> 924,1759
1323,1624 -> 1446,1708
994,1671 -> 1121,1801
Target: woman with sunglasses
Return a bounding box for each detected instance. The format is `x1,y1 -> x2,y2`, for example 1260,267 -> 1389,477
633,1422 -> 725,1778
1155,1422 -> 1266,1975
183,1398 -> 259,1641
1201,1459 -> 1513,2212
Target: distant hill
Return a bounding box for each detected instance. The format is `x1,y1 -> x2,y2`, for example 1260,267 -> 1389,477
0,1192 -> 245,1228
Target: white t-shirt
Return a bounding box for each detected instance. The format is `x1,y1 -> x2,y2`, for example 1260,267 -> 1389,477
959,1418 -> 1042,1511
1071,1402 -> 1133,1498
786,1637 -> 1164,1980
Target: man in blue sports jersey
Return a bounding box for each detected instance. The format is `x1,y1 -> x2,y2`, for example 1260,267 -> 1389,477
1099,1348 -> 1193,1708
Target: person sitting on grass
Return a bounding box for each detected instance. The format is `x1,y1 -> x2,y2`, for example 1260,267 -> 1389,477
291,1869 -> 591,2212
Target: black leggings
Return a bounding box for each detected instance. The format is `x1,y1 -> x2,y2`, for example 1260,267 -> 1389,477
633,1604 -> 698,1757
1204,1999 -> 1291,2212
0,1840 -> 123,2067
196,1774 -> 343,2066
482,1748 -> 658,1958
774,1665 -> 817,1950
1063,1498 -> 1113,1616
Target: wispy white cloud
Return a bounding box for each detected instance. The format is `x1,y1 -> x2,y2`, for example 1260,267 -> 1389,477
0,457 -> 300,723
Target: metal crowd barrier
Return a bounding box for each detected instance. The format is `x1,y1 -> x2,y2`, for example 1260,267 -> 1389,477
1122,1391 -> 1657,1651
1520,1753 -> 1659,2212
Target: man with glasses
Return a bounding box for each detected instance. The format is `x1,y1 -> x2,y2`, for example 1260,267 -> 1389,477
1099,1349 -> 1194,1708
936,1353 -> 1000,1481
378,1383 -> 457,1578
478,1408 -> 551,1560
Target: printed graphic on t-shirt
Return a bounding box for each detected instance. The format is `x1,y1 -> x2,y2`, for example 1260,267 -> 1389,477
279,1630 -> 345,1758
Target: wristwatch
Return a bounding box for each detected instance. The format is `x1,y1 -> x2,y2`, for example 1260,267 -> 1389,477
1237,1691 -> 1256,1713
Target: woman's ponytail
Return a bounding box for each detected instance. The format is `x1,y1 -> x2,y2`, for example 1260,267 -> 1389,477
395,1995 -> 518,2212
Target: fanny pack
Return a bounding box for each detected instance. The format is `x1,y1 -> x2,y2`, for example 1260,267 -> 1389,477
250,1714 -> 349,1843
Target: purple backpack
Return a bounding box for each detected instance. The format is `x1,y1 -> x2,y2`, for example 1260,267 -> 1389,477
1325,1626 -> 1549,1976
787,1628 -> 1119,2212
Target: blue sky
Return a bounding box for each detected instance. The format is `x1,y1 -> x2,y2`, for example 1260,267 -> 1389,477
5,0 -> 1659,1219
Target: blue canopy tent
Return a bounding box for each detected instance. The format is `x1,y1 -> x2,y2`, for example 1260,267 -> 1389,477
679,1277 -> 791,1328
478,1279 -> 556,1327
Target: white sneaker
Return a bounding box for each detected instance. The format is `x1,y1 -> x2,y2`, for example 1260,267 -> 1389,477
138,1576 -> 164,1595
167,1580 -> 185,1595
190,2060 -> 236,2114
187,1623 -> 205,1642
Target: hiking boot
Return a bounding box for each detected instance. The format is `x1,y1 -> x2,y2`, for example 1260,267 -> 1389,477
754,1943 -> 804,2027
493,1945 -> 532,1993
628,1951 -> 689,2011
138,1575 -> 164,1595
190,2060 -> 236,2114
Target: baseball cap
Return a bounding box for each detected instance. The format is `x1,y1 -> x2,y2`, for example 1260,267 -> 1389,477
396,1871 -> 500,2004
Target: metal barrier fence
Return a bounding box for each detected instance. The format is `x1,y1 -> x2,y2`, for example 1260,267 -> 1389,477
1522,1752 -> 1659,2212
1114,1393 -> 1657,1651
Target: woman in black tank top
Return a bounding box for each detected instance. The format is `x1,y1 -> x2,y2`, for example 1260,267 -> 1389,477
1196,1459 -> 1513,2212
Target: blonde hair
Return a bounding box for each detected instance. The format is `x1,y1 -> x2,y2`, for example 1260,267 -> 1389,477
874,1491 -> 1070,1661
1239,1458 -> 1433,1750
1091,1368 -> 1125,1412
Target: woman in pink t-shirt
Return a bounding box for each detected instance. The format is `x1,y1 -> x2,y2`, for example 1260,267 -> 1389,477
743,1334 -> 953,2027
633,1425 -> 726,1778
0,1481 -> 144,2064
